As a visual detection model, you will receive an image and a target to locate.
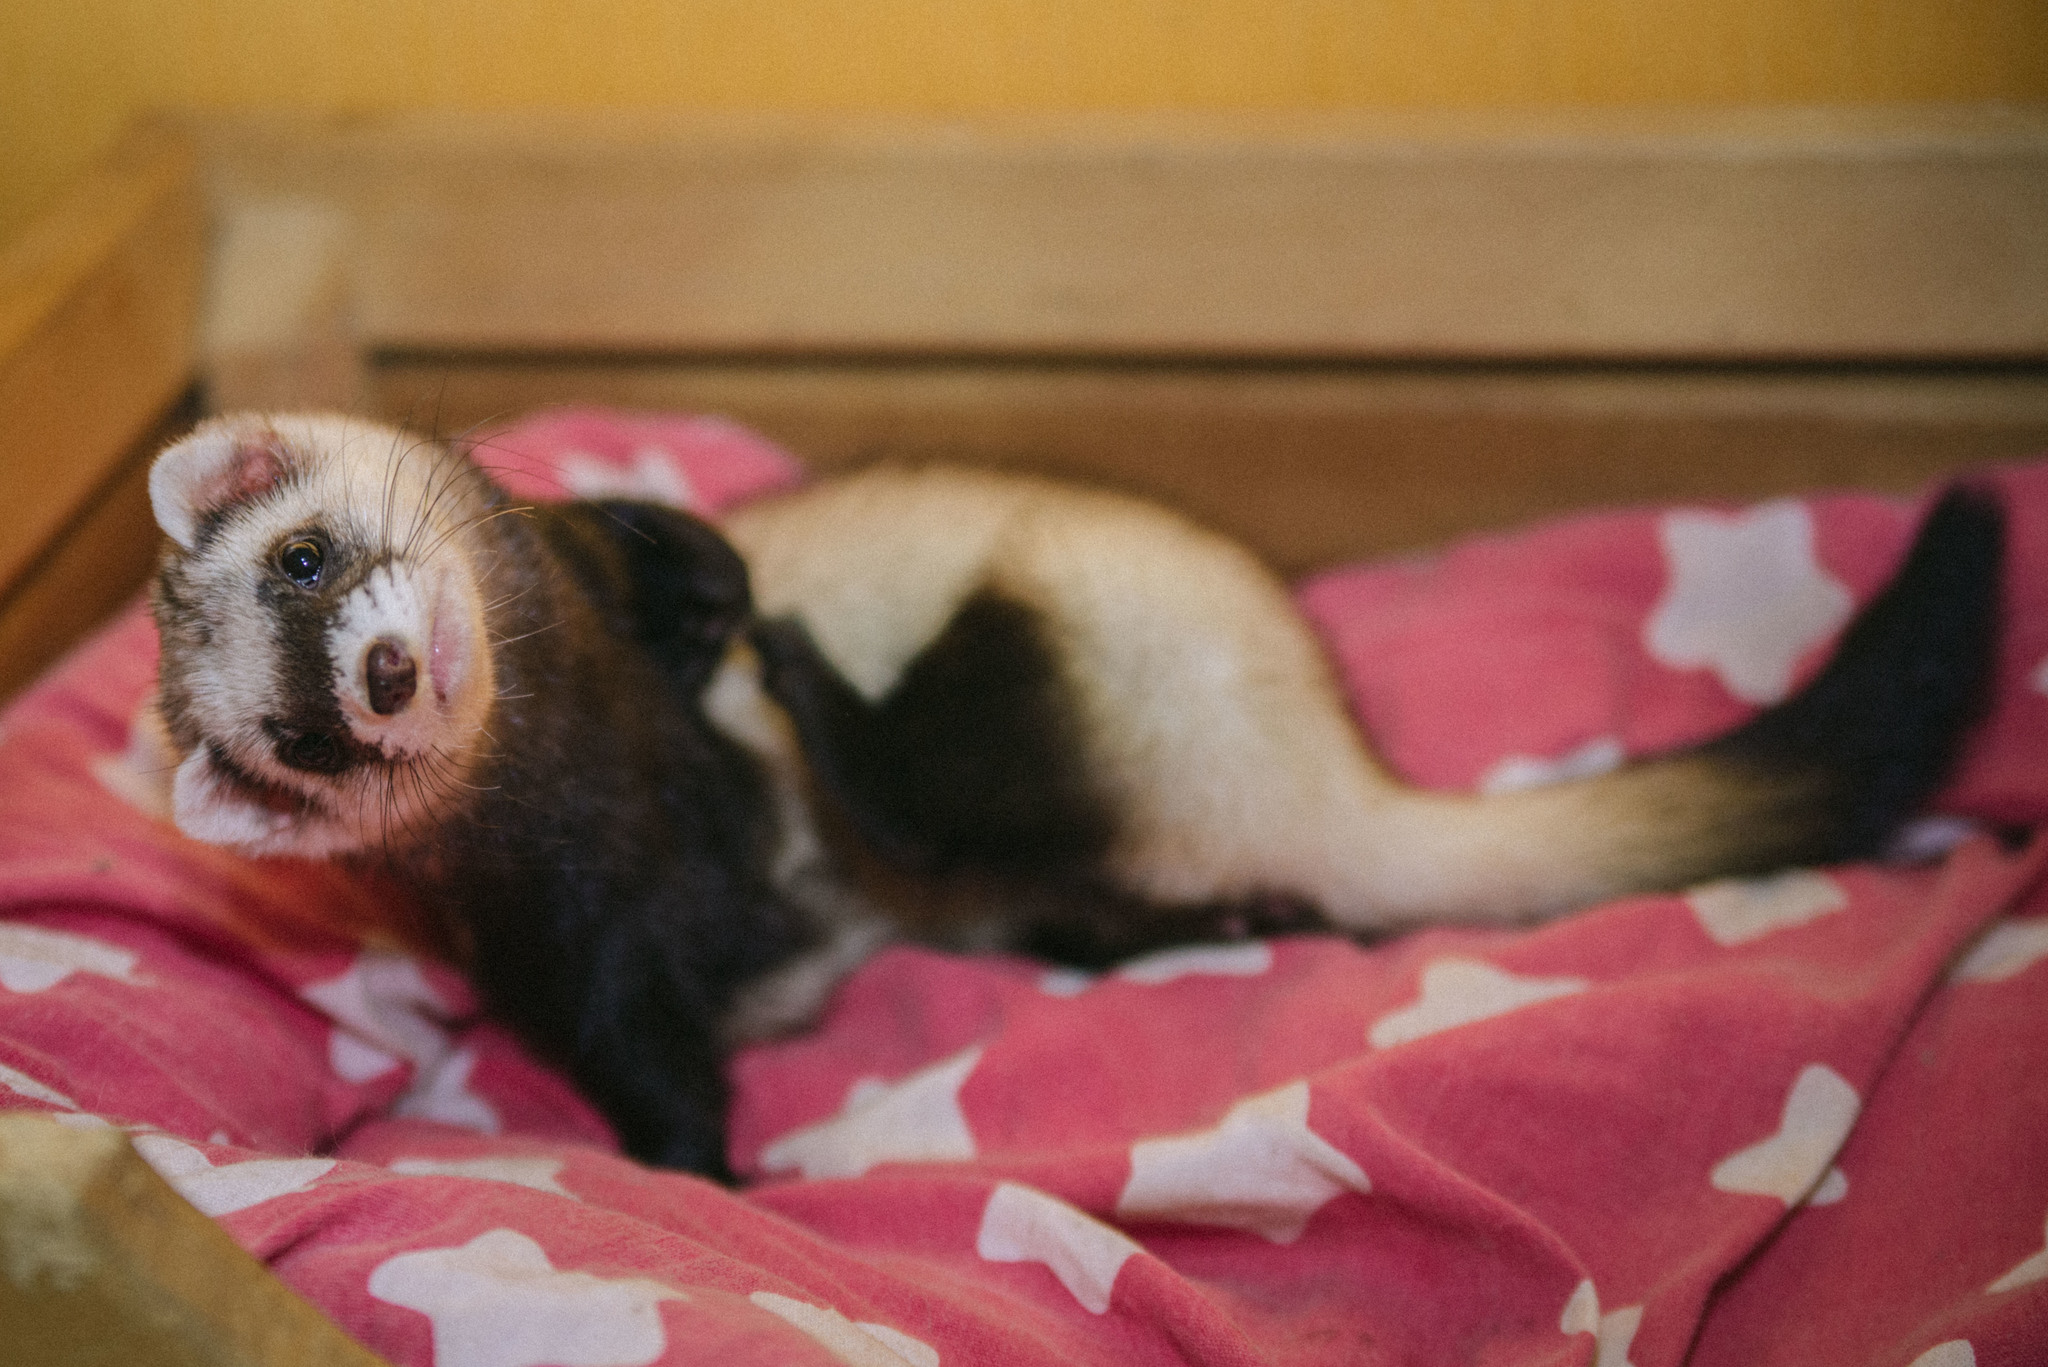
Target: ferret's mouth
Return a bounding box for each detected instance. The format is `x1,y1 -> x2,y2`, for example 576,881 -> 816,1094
261,717 -> 378,778
206,742 -> 331,817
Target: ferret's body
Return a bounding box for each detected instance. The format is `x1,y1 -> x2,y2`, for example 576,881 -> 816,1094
711,463 -> 2003,986
146,415 -> 2004,1177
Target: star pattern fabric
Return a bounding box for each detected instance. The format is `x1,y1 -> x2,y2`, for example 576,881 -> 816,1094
1686,871 -> 1847,947
759,1045 -> 982,1179
1952,918 -> 2048,983
3,417 -> 2048,1367
748,1292 -> 940,1367
1479,735 -> 1625,795
1116,1080 -> 1368,1243
300,951 -> 457,1084
1909,1344 -> 1977,1367
1710,1064 -> 1862,1205
388,1155 -> 574,1198
130,1134 -> 334,1218
977,1181 -> 1144,1313
557,448 -> 697,510
1561,1282 -> 1646,1367
1643,499 -> 1856,704
0,1060 -> 76,1109
393,1046 -> 502,1134
1368,957 -> 1588,1048
1988,1212 -> 2048,1295
1115,942 -> 1273,984
368,1229 -> 684,1367
0,924 -> 142,993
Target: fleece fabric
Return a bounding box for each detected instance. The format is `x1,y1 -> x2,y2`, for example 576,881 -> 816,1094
1,409 -> 2044,1367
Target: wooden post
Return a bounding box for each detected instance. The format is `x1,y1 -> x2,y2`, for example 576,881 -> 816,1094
0,1114 -> 392,1367
0,121 -> 203,702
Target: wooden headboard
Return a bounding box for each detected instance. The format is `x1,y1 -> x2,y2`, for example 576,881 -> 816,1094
4,106 -> 2046,702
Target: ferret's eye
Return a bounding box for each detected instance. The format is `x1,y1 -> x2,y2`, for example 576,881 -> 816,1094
279,540 -> 324,588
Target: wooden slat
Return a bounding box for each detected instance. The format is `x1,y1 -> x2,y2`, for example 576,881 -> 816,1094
0,399 -> 192,703
0,122 -> 202,615
202,198 -> 364,413
189,106 -> 2048,363
378,359 -> 2048,570
0,1114 -> 391,1367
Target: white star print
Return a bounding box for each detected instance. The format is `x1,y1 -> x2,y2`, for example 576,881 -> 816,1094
1806,1166 -> 1848,1206
389,1156 -> 573,1198
130,1134 -> 333,1218
1560,1279 -> 1600,1335
1116,1080 -> 1369,1244
977,1181 -> 1143,1314
1988,1209 -> 2048,1294
1952,918 -> 2048,983
0,1061 -> 76,1110
1037,968 -> 1094,997
1908,1343 -> 1976,1367
1559,1282 -> 1645,1367
1368,958 -> 1587,1048
1117,942 -> 1273,984
748,1292 -> 940,1367
759,1045 -> 982,1180
1710,1064 -> 1861,1205
1686,870 -> 1847,947
0,925 -> 142,994
394,1046 -> 501,1135
368,1229 -> 685,1367
300,951 -> 455,1083
1644,500 -> 1854,704
1480,736 -> 1625,795
557,448 -> 696,509
1597,1306 -> 1644,1367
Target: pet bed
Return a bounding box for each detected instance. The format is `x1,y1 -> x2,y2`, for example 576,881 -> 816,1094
2,408 -> 2045,1367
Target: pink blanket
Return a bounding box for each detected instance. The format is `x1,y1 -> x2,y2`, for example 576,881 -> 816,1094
3,409 -> 2045,1367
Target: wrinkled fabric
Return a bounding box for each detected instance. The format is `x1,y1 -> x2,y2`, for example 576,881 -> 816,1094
2,409 -> 2043,1367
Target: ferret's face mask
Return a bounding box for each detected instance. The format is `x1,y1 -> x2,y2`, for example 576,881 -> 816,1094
147,414 -> 496,859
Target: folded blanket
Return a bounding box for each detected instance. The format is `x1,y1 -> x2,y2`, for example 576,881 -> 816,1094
2,409 -> 2044,1367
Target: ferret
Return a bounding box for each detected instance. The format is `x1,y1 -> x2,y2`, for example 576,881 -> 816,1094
149,413 -> 809,1175
145,414 -> 2003,1177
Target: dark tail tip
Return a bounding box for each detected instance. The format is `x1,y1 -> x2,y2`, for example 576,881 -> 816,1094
1705,482 -> 2005,863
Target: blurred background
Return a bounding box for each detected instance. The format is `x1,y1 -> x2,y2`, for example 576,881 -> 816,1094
5,0 -> 2046,247
1,0 -> 2045,701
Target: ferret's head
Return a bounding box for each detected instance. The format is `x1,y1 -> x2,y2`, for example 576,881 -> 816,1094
148,413 -> 499,859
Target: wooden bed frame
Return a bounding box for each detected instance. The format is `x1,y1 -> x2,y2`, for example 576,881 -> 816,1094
1,105 -> 2044,1363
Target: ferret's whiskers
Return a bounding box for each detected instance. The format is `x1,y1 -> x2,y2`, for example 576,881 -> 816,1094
479,582 -> 541,616
415,504 -> 536,566
489,620 -> 566,648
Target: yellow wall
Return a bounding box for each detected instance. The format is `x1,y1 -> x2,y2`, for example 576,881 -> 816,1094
4,0 -> 2045,244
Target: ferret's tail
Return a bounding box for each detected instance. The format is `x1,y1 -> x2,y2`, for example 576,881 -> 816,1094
1357,485 -> 2005,925
1689,484 -> 2005,866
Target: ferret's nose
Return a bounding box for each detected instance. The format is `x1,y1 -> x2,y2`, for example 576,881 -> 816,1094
366,639 -> 418,715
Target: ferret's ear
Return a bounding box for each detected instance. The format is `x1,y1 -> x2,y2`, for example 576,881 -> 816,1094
149,422 -> 287,550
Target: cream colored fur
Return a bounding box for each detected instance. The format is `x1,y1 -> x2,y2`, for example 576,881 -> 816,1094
718,464 -> 1744,932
